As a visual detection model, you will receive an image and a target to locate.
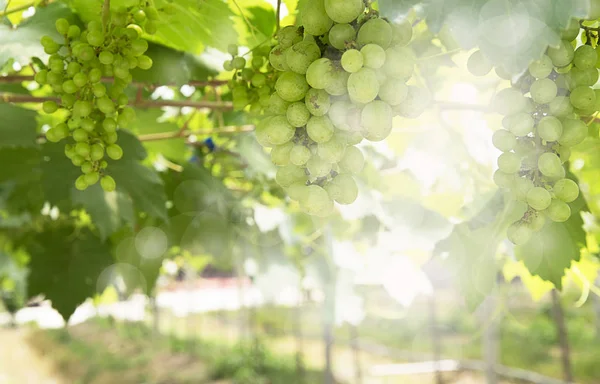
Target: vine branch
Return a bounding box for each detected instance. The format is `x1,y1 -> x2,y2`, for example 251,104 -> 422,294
0,0 -> 35,18
102,0 -> 110,35
0,75 -> 229,89
275,0 -> 282,32
137,125 -> 255,142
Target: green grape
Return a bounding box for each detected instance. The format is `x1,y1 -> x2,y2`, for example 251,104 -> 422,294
547,39 -> 575,67
569,86 -> 596,110
41,36 -> 60,54
382,46 -> 415,80
538,152 -> 564,179
73,100 -> 92,117
530,78 -> 557,104
88,68 -> 102,83
271,142 -> 294,166
275,71 -> 309,102
356,19 -> 392,49
548,96 -> 574,117
131,39 -> 149,56
394,86 -> 431,119
73,72 -> 88,88
324,0 -> 363,23
264,115 -> 295,145
305,88 -> 330,116
528,55 -> 553,78
75,142 -> 91,157
99,51 -> 114,65
553,178 -> 579,202
527,187 -> 552,210
251,73 -> 266,87
223,60 -> 233,71
558,118 -> 588,146
84,171 -> 100,186
72,129 -> 88,142
299,185 -> 334,217
137,55 -> 153,70
507,112 -> 534,136
528,213 -> 546,231
96,96 -> 115,114
75,175 -> 89,191
290,145 -> 312,166
338,146 -> 364,174
546,199 -> 571,222
568,67 -> 599,88
507,222 -> 532,245
268,93 -> 291,115
277,26 -> 302,49
100,175 -> 116,192
325,174 -> 358,204
103,118 -> 117,133
55,18 -> 70,35
306,155 -> 332,178
62,80 -> 78,94
376,78 -> 408,106
145,21 -> 158,35
391,19 -> 413,47
574,44 -> 598,70
300,0 -> 333,36
556,145 -> 571,163
276,164 -> 307,187
71,155 -> 85,166
497,152 -> 521,173
87,30 -> 104,46
81,162 -> 94,174
561,18 -> 580,41
90,144 -> 105,161
306,58 -> 334,89
538,116 -> 563,142
341,49 -> 363,73
493,88 -> 528,115
107,144 -> 123,160
514,177 -> 534,201
329,23 -> 356,50
492,129 -> 517,151
347,68 -> 379,104
360,44 -> 386,69
493,170 -> 514,188
467,50 -> 492,76
287,102 -> 311,127
241,68 -> 254,81
318,135 -> 345,162
42,100 -> 58,114
269,46 -> 290,72
307,115 -> 335,143
34,70 -> 48,84
362,100 -> 393,142
53,123 -> 69,139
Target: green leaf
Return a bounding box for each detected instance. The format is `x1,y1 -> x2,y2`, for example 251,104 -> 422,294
26,226 -> 114,321
72,185 -> 134,241
113,234 -> 164,295
40,141 -> 79,209
0,3 -> 78,67
0,147 -> 40,183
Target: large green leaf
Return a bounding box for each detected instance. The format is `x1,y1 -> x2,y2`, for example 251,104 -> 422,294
40,141 -> 80,209
26,225 -> 114,321
113,234 -> 164,295
0,3 -> 78,66
0,147 -> 40,183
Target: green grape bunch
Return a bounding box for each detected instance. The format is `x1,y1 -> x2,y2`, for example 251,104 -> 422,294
35,3 -> 159,192
471,20 -> 593,245
231,0 -> 428,217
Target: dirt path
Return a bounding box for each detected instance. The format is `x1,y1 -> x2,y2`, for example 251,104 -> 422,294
0,327 -> 63,384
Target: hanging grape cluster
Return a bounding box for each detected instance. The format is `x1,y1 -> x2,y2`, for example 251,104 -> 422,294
36,3 -> 159,192
469,20 -> 593,245
230,0 -> 429,217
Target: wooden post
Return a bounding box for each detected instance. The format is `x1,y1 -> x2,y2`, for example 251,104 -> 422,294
551,289 -> 574,383
428,292 -> 444,384
349,324 -> 363,384
293,293 -> 306,383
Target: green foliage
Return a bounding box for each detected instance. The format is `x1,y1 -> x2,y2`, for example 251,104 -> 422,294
0,103 -> 37,147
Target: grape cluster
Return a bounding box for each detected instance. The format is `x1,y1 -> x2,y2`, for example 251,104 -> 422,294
241,0 -> 428,217
36,3 -> 157,192
223,43 -> 277,112
472,24 -> 592,245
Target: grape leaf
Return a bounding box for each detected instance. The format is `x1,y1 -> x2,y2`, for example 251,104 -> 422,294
112,234 -> 164,295
40,142 -> 80,209
26,226 -> 114,321
0,3 -> 78,67
0,147 -> 40,183
0,103 -> 36,147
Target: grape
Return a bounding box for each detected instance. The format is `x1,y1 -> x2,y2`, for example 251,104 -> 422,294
106,144 -> 123,160
497,152 -> 521,173
546,199 -> 571,222
548,96 -> 574,117
553,178 -> 579,203
377,79 -> 408,106
101,175 -> 116,192
391,19 -> 413,47
538,116 -> 563,142
394,86 -> 431,119
285,41 -> 321,74
299,185 -> 334,217
467,50 -> 492,76
329,24 -> 356,50
90,144 -> 104,161
287,102 -> 311,127
362,100 -> 393,142
538,152 -> 564,179
271,142 -> 294,166
530,78 -> 557,104
42,100 -> 58,114
324,67 -> 350,96
306,155 -> 332,178
547,40 -> 575,67
338,146 -> 364,174
528,55 -> 553,78
570,86 -> 596,110
300,0 -> 333,36
527,187 -> 552,210
264,115 -> 295,145
269,46 -> 290,71
382,46 -> 415,80
561,18 -> 580,41
290,145 -> 312,166
558,118 -> 588,147
507,223 -> 532,245
507,112 -> 534,136
276,164 -> 307,187
492,129 -> 517,151
357,19 -> 392,49
347,68 -> 379,104
493,170 -> 514,188
55,18 -> 70,35
360,44 -> 386,69
574,45 -> 597,70
305,88 -> 330,116
514,177 -> 534,201
75,175 -> 89,191
277,26 -> 302,49
275,72 -> 310,101
325,174 -> 358,204
318,135 -> 345,162
341,49 -> 363,73
306,58 -> 334,89
324,0 -> 363,23
493,88 -> 528,115
307,115 -> 335,143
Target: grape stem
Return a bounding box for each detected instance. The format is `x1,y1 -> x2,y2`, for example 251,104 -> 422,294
102,0 -> 110,35
275,0 -> 281,32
